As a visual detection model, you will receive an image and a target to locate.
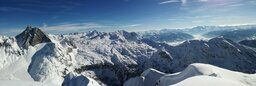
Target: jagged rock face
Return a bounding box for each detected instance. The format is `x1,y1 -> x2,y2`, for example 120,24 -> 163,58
15,26 -> 51,49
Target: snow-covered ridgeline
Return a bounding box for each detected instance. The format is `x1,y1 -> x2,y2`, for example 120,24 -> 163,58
124,63 -> 256,86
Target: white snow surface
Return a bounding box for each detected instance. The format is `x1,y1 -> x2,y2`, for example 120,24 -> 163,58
171,76 -> 247,86
0,80 -> 57,86
62,72 -> 100,86
125,63 -> 256,86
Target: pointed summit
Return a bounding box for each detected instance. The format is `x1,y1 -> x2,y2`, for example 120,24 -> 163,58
15,25 -> 52,49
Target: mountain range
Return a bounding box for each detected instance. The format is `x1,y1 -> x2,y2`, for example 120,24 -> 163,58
0,25 -> 256,86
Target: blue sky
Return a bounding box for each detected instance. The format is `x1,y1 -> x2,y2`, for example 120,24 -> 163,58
0,0 -> 256,35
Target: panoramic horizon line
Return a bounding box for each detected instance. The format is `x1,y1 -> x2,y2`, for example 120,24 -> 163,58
2,23 -> 255,37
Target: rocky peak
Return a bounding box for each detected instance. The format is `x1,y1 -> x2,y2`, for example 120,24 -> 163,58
15,25 -> 51,49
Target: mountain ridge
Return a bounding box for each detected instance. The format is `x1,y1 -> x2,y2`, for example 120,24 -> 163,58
0,26 -> 256,86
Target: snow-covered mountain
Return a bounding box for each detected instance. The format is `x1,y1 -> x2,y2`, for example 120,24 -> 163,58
139,29 -> 193,42
0,26 -> 256,86
203,26 -> 256,42
124,63 -> 256,86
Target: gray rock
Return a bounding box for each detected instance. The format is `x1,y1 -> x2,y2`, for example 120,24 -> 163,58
15,25 -> 51,49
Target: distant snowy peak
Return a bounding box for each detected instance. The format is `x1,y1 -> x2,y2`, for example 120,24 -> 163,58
15,26 -> 51,49
161,36 -> 256,73
63,30 -> 141,42
140,29 -> 193,42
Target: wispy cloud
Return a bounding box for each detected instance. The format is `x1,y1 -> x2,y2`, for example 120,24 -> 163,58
124,24 -> 142,27
159,0 -> 179,4
42,22 -> 108,33
159,0 -> 208,5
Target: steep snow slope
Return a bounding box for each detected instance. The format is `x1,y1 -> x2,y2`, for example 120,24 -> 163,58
0,35 -> 60,84
125,63 -> 256,86
0,35 -> 40,81
28,42 -> 75,85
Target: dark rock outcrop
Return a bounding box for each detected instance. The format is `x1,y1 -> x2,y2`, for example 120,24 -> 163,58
239,40 -> 256,48
15,25 -> 51,49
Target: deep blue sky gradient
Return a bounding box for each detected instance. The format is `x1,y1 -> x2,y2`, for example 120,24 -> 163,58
0,0 -> 256,35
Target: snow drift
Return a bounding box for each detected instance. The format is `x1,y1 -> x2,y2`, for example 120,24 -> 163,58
125,63 -> 256,86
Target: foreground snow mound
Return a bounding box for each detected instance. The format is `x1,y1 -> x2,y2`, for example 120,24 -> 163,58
124,68 -> 165,86
62,72 -> 100,86
125,63 -> 256,86
157,63 -> 256,86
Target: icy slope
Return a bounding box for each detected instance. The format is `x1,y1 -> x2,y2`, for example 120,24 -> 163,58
28,42 -> 75,85
125,63 -> 256,86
